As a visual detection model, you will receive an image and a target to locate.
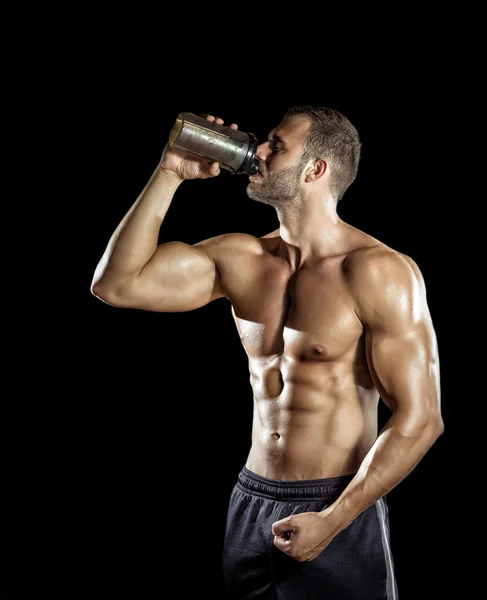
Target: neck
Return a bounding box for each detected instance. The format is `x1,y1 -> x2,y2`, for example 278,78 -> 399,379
276,192 -> 342,269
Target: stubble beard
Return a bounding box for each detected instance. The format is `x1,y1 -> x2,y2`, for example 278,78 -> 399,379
246,161 -> 306,211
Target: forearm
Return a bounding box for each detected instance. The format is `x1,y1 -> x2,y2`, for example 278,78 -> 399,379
326,413 -> 443,530
92,167 -> 183,286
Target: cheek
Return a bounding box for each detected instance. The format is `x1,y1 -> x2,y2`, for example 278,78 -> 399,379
267,155 -> 287,172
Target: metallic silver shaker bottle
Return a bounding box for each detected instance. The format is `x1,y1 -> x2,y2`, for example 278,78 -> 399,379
168,112 -> 259,175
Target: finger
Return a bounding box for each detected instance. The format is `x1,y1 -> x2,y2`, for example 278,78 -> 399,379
275,530 -> 293,541
272,518 -> 293,536
200,114 -> 236,129
273,535 -> 292,552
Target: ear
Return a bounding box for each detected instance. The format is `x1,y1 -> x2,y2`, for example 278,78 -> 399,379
304,159 -> 327,182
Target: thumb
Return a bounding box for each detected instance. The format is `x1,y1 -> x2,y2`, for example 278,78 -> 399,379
207,161 -> 220,177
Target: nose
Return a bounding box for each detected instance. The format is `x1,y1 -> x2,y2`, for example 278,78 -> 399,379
256,141 -> 270,163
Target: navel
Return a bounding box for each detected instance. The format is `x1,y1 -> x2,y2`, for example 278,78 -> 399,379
271,432 -> 281,440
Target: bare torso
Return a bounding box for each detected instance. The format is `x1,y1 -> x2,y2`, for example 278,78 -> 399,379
207,224 -> 390,481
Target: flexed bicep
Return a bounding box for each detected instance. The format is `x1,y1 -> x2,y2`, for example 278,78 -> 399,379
132,241 -> 226,312
95,240 -> 226,312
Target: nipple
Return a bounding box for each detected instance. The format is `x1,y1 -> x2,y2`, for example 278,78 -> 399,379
312,344 -> 328,355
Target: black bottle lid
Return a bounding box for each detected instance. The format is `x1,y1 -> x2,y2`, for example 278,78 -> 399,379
236,132 -> 259,175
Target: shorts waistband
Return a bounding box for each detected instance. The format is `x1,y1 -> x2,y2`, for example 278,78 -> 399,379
237,466 -> 355,502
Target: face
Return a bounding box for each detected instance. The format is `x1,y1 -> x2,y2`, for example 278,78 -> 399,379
246,116 -> 311,209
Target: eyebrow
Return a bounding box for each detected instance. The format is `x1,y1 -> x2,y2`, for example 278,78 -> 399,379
268,132 -> 285,145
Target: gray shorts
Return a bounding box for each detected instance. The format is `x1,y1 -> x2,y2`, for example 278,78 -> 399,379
222,466 -> 398,599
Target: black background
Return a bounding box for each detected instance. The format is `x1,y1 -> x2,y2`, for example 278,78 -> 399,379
7,27 -> 477,599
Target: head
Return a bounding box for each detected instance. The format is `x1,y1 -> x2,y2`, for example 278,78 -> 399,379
246,105 -> 361,208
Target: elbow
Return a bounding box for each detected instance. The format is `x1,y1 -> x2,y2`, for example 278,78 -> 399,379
394,407 -> 444,447
431,413 -> 445,440
91,277 -> 108,300
90,278 -> 103,298
90,277 -> 126,307
419,412 -> 444,449
426,398 -> 445,441
419,416 -> 444,456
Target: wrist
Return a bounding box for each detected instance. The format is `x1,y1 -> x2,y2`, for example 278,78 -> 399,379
318,496 -> 357,532
157,165 -> 184,184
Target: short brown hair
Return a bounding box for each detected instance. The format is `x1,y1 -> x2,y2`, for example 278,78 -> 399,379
285,105 -> 361,201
